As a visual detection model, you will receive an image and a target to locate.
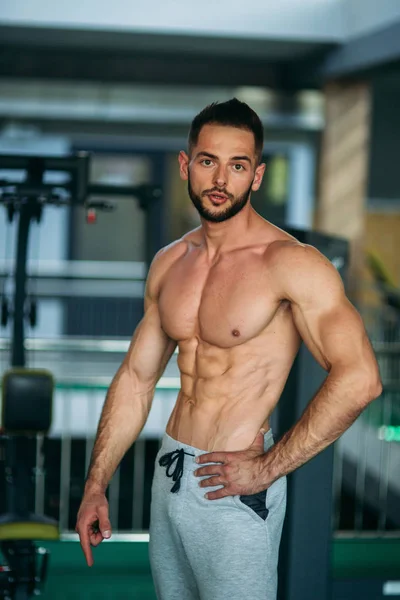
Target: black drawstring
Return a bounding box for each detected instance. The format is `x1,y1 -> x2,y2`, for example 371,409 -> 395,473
159,448 -> 195,493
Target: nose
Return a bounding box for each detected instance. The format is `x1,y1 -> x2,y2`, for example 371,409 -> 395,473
212,164 -> 228,188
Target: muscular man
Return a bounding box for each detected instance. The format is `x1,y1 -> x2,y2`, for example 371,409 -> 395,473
76,98 -> 382,599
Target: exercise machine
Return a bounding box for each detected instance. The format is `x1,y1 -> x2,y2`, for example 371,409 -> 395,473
0,152 -> 162,598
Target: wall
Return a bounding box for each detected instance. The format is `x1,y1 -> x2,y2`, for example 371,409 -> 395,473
315,81 -> 371,298
364,213 -> 400,287
368,74 -> 400,205
362,73 -> 400,298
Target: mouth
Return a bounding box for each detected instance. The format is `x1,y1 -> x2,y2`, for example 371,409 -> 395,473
207,193 -> 229,205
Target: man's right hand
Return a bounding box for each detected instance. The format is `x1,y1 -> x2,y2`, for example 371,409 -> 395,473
75,491 -> 112,567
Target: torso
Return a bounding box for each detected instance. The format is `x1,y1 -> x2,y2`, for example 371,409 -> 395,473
158,223 -> 302,452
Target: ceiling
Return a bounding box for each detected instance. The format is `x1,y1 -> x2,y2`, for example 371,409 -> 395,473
0,25 -> 336,90
1,12 -> 400,91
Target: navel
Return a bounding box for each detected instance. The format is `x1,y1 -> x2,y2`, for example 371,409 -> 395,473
232,329 -> 240,337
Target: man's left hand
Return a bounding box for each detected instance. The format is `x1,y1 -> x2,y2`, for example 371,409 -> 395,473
194,429 -> 268,500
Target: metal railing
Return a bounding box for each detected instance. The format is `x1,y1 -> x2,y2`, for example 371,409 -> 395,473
333,301 -> 400,537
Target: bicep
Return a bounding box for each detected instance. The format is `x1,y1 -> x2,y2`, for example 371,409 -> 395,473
123,301 -> 176,386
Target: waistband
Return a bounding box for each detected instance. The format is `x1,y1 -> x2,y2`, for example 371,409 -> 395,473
161,428 -> 273,466
158,429 -> 274,494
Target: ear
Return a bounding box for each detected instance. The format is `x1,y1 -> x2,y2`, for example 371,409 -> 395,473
178,151 -> 190,181
251,162 -> 266,192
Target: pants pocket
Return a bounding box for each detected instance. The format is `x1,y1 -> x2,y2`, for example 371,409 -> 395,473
237,489 -> 269,521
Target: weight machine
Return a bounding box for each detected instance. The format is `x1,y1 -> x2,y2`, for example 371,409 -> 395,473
0,152 -> 162,599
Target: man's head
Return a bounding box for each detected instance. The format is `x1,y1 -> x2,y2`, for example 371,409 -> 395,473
179,98 -> 266,223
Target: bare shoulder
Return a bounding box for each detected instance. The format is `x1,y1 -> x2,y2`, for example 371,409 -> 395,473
265,238 -> 344,301
146,228 -> 201,299
266,237 -> 327,266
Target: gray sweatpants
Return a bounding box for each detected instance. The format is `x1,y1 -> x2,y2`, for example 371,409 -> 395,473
149,429 -> 287,600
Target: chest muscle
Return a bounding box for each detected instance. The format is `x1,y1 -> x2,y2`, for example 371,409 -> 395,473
158,254 -> 280,347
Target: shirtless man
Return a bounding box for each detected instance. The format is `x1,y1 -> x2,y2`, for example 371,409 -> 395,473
76,98 -> 382,599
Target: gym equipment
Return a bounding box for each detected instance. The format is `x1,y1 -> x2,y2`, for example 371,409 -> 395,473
0,153 -> 163,598
0,368 -> 57,600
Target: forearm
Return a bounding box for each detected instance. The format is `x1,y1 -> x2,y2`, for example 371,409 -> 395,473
84,367 -> 154,495
261,369 -> 379,487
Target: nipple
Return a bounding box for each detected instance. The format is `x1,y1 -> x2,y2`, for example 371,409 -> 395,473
232,329 -> 240,337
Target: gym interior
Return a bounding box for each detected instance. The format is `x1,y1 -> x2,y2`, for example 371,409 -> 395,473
0,1 -> 399,598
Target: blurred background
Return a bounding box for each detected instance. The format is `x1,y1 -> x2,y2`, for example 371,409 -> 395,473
0,1 -> 399,599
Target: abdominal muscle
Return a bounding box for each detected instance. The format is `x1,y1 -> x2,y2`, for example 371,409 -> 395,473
165,334 -> 299,452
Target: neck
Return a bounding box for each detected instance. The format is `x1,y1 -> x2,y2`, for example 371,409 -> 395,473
200,203 -> 257,258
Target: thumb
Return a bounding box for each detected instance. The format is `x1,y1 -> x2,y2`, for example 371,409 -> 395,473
252,429 -> 266,446
100,521 -> 112,539
98,510 -> 112,539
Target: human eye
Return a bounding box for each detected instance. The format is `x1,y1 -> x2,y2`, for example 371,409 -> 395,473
200,159 -> 213,167
233,163 -> 245,171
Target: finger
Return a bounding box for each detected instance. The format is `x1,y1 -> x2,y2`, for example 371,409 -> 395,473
78,525 -> 94,567
98,506 -> 112,539
195,466 -> 222,477
199,476 -> 224,488
205,489 -> 230,500
89,530 -> 105,547
196,452 -> 227,465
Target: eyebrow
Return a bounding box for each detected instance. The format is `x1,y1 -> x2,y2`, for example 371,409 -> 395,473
195,151 -> 252,165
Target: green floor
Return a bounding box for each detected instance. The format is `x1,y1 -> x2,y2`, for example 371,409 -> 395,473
40,541 -> 156,600
34,537 -> 400,599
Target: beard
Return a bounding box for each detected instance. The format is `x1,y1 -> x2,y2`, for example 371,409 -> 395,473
188,175 -> 254,223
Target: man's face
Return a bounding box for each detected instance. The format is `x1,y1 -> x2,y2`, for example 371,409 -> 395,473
179,124 -> 266,223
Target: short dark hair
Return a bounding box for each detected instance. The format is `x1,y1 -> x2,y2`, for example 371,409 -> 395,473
188,98 -> 264,164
